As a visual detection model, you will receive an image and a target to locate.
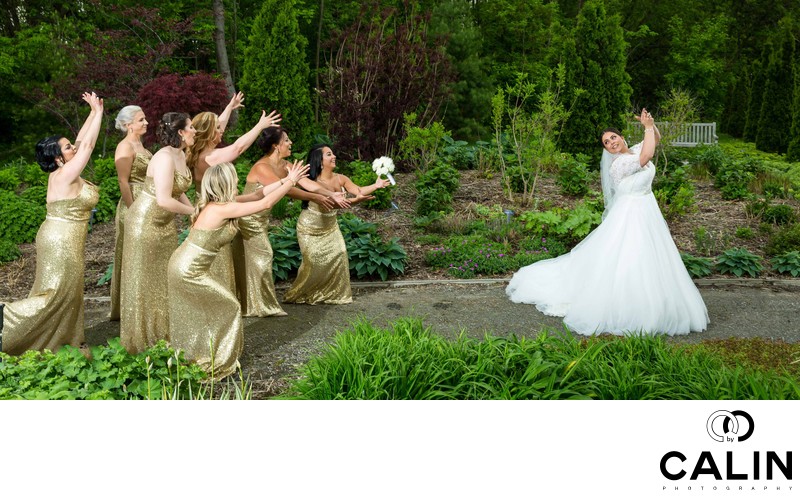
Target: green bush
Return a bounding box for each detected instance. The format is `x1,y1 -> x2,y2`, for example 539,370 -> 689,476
415,163 -> 459,217
653,164 -> 696,219
0,338 -> 207,400
94,177 -> 121,223
0,190 -> 46,245
269,219 -> 302,281
0,168 -> 20,192
283,317 -> 800,400
714,158 -> 757,200
345,160 -> 395,210
771,251 -> 800,277
735,227 -> 755,240
715,248 -> 763,277
680,253 -> 714,279
270,197 -> 302,220
398,114 -> 448,172
0,238 -> 21,263
762,204 -> 796,225
694,144 -> 726,175
766,224 -> 800,256
441,135 -> 478,170
20,185 -> 47,206
88,157 -> 118,184
556,153 -> 591,197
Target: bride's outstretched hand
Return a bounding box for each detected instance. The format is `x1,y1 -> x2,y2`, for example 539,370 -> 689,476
636,108 -> 654,128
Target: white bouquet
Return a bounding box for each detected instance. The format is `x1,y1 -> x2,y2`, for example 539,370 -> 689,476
371,156 -> 396,185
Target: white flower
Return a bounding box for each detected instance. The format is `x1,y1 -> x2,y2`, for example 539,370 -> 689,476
372,156 -> 395,175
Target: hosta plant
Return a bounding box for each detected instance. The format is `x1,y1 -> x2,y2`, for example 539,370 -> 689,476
715,248 -> 763,277
771,251 -> 800,277
681,253 -> 714,279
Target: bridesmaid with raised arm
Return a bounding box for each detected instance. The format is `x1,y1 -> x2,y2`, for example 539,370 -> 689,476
168,160 -> 309,379
1,92 -> 103,355
236,127 -> 347,316
109,105 -> 150,321
284,144 -> 389,305
120,112 -> 196,354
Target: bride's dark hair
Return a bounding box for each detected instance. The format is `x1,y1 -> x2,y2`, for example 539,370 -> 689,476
599,127 -> 623,145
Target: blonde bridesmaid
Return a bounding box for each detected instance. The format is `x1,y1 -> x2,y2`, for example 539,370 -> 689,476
237,127 -> 346,316
120,112 -> 196,354
168,158 -> 309,379
1,92 -> 103,355
109,105 -> 151,321
284,144 -> 389,305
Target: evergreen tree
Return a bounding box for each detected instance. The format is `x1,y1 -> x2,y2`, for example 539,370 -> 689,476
720,64 -> 750,138
239,0 -> 314,150
559,0 -> 631,157
742,55 -> 766,142
756,20 -> 795,154
787,35 -> 800,161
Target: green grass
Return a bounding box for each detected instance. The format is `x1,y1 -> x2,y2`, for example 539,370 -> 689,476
281,317 -> 800,400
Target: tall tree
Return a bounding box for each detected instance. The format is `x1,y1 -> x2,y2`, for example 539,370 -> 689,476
755,20 -> 795,154
787,28 -> 800,161
212,0 -> 237,129
559,0 -> 631,157
742,55 -> 766,142
239,0 -> 314,149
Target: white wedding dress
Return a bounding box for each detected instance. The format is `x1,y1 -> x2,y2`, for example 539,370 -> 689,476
505,143 -> 709,336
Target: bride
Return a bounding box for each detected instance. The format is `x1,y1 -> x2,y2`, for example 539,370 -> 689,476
505,109 -> 708,336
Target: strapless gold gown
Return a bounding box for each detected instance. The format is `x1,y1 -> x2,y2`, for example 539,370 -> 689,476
110,150 -> 152,321
283,202 -> 352,305
2,182 -> 98,354
204,163 -> 240,306
168,223 -> 242,379
234,181 -> 285,316
120,169 -> 192,354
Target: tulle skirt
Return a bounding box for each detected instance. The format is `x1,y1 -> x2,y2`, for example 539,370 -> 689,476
506,192 -> 708,336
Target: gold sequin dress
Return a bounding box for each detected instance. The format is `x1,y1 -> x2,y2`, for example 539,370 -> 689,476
233,181 -> 285,316
205,163 -> 240,305
110,150 -> 152,321
168,222 -> 242,379
120,168 -> 192,354
283,202 -> 352,305
2,182 -> 98,355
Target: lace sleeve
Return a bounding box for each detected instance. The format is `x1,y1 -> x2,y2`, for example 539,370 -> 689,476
610,153 -> 643,187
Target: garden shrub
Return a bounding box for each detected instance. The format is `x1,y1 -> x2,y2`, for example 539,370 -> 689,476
20,162 -> 47,187
270,197 -> 302,220
398,114 -> 448,172
19,185 -> 47,206
680,253 -> 714,278
0,338 -> 207,400
89,157 -> 118,184
715,248 -> 763,277
269,219 -> 302,281
714,158 -> 758,200
766,223 -> 800,256
556,153 -> 592,197
0,238 -> 21,263
694,144 -> 726,175
0,190 -> 46,245
735,227 -> 754,240
94,177 -> 121,223
0,168 -> 20,191
771,251 -> 800,277
441,135 -> 478,170
761,204 -> 796,225
415,162 -> 459,217
653,164 -> 696,219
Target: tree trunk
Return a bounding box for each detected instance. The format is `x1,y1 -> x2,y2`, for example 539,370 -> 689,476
315,0 -> 324,123
214,0 -> 238,127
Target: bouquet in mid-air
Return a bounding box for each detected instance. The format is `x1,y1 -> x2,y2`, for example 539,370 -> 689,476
371,156 -> 396,185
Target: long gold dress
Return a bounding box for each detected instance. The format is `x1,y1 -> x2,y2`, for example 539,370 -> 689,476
168,222 -> 242,379
205,163 -> 240,306
110,150 -> 152,321
2,182 -> 99,354
283,202 -> 352,305
234,181 -> 285,316
120,168 -> 192,354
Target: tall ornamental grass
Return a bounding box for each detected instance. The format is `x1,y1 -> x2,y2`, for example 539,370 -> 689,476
283,318 -> 800,400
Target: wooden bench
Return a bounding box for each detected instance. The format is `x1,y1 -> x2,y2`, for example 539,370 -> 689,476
631,122 -> 718,147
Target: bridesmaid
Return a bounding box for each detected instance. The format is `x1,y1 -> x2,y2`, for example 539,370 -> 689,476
168,160 -> 309,379
120,112 -> 196,354
283,144 -> 389,305
109,105 -> 150,321
237,127 -> 347,316
1,92 -> 103,355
